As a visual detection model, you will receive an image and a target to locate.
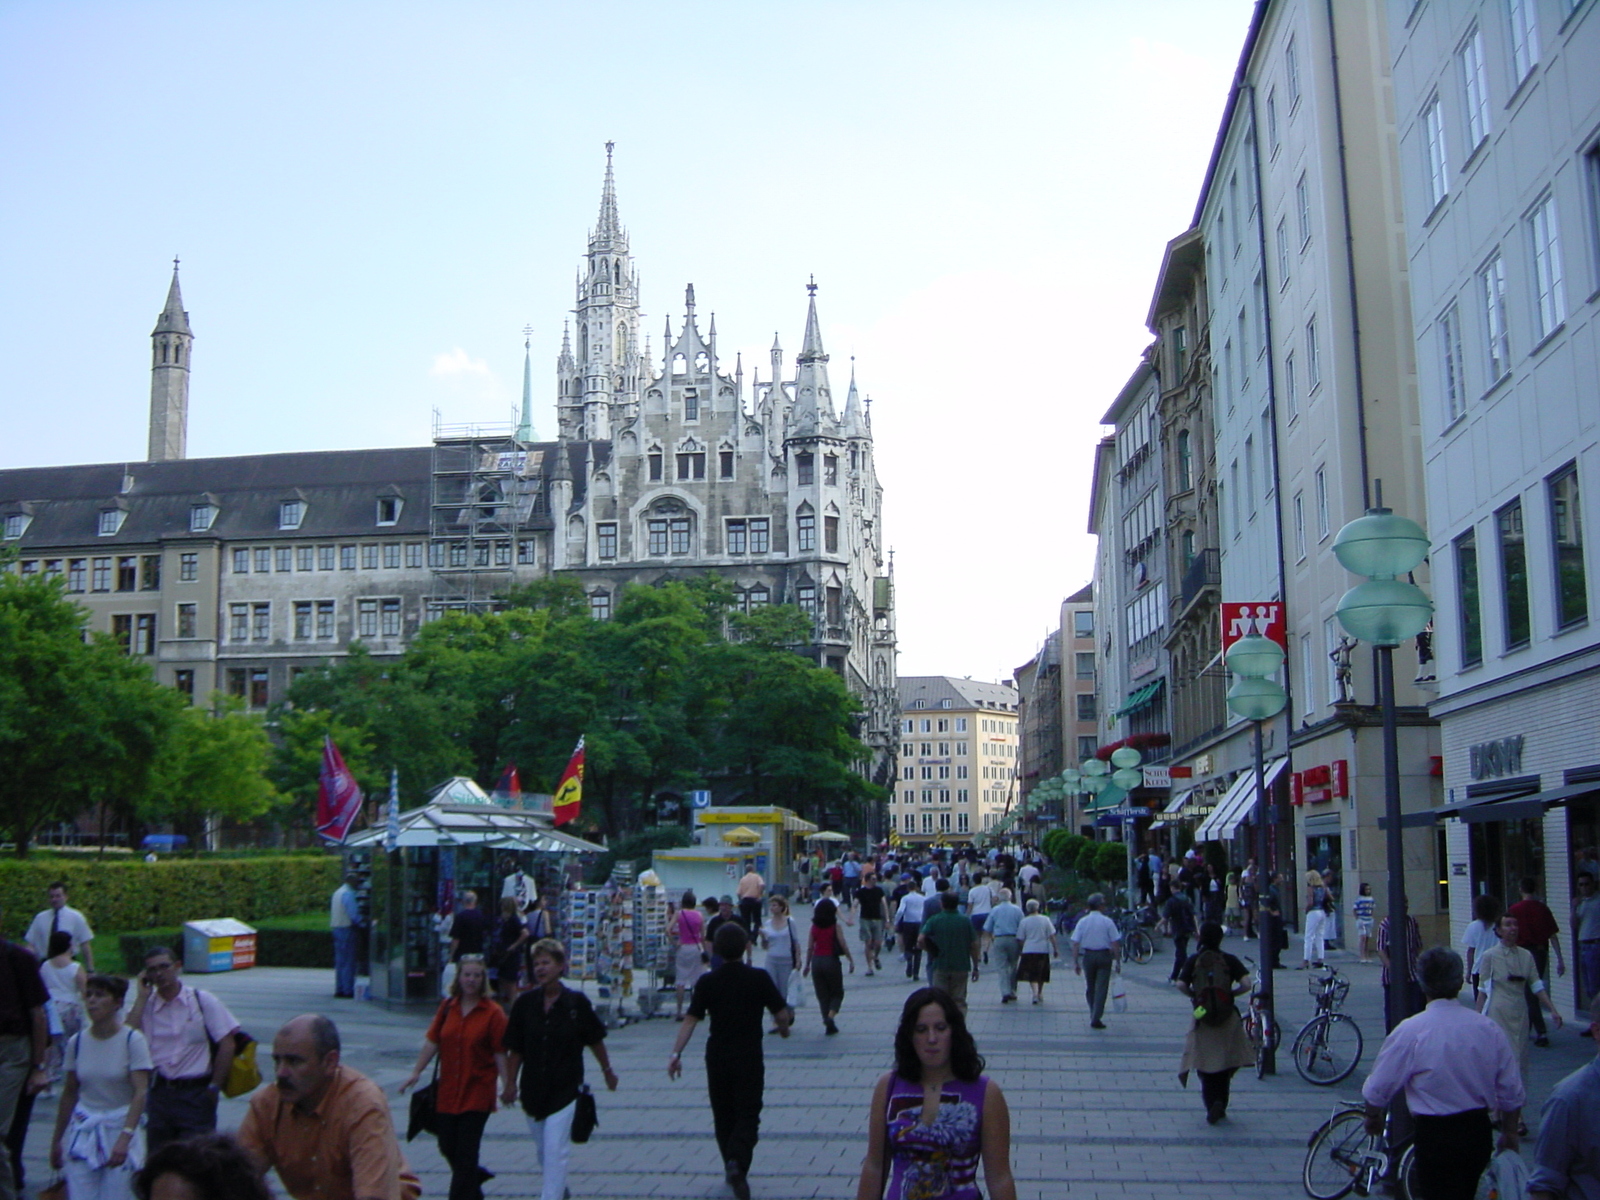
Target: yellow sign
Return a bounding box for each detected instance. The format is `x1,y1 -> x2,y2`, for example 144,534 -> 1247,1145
698,812 -> 784,825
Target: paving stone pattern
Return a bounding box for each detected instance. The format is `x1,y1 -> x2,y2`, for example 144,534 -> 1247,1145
23,916 -> 1589,1199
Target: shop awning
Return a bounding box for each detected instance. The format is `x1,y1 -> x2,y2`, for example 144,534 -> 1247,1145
344,801 -> 606,853
1149,789 -> 1193,830
1113,679 -> 1165,718
1195,759 -> 1287,843
1430,779 -> 1600,825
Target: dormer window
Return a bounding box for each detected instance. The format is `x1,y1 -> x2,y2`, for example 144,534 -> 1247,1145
279,500 -> 305,530
376,496 -> 401,525
2,513 -> 28,540
97,509 -> 126,537
189,504 -> 217,532
683,388 -> 699,421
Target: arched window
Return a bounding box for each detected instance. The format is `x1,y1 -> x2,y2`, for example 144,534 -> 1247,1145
613,261 -> 621,284
161,341 -> 169,363
672,354 -> 687,377
1177,430 -> 1193,491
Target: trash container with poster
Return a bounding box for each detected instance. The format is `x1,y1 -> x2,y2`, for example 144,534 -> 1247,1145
182,918 -> 257,973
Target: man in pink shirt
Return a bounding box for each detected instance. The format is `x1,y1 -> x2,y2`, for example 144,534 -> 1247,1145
1362,946 -> 1523,1200
125,945 -> 240,1152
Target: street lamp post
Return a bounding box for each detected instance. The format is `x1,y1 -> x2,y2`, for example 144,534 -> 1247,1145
1110,746 -> 1146,910
1225,634 -> 1286,1075
1332,505 -> 1432,1035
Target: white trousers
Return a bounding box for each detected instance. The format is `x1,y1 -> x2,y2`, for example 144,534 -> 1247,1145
526,1098 -> 576,1200
1303,908 -> 1328,963
64,1160 -> 136,1200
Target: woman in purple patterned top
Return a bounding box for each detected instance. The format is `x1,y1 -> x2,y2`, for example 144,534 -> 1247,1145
855,988 -> 1016,1200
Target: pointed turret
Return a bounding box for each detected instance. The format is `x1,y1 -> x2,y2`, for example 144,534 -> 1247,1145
563,143 -> 640,439
789,278 -> 833,434
154,264 -> 192,336
148,259 -> 193,462
843,358 -> 866,437
517,326 -> 537,442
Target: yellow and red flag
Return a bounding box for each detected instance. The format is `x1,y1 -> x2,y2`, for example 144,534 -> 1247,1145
552,737 -> 585,827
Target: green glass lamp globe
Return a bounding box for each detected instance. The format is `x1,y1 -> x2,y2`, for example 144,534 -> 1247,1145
1336,579 -> 1434,647
1225,634 -> 1285,678
1331,508 -> 1430,578
1109,746 -> 1142,770
1111,767 -> 1143,790
1226,676 -> 1287,721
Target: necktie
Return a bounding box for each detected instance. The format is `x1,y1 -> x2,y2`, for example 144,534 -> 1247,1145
51,909 -> 60,937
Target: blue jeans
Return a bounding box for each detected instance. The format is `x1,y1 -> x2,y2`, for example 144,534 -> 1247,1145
333,925 -> 357,996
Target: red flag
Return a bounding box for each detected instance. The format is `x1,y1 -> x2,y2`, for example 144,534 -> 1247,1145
495,763 -> 522,798
315,735 -> 364,844
552,737 -> 585,827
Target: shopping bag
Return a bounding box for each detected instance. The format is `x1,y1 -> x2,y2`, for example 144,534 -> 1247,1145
223,1031 -> 262,1097
1110,972 -> 1129,1014
785,970 -> 807,1008
1476,1149 -> 1530,1200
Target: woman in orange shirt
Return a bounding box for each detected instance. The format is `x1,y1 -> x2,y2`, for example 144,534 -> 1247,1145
401,955 -> 509,1200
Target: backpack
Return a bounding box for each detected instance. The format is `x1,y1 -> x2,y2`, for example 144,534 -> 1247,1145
1190,949 -> 1235,1027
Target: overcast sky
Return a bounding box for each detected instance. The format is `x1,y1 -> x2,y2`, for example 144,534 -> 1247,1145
1,0 -> 1252,682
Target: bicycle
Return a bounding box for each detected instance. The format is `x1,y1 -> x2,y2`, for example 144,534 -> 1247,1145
1303,1100 -> 1417,1199
1240,957 -> 1280,1079
1111,908 -> 1155,965
1292,968 -> 1365,1085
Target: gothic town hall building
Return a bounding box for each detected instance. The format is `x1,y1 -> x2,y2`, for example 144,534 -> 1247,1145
0,147 -> 900,783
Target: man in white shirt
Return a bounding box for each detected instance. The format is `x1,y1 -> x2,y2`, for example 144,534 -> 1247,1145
25,882 -> 93,970
893,887 -> 926,979
1069,893 -> 1122,1029
1363,947 -> 1522,1200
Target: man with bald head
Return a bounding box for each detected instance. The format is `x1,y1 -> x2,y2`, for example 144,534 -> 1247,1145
236,1014 -> 419,1200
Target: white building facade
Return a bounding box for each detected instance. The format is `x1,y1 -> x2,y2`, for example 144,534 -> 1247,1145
1388,0 -> 1599,1004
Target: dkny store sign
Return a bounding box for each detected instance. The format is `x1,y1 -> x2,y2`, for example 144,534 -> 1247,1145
1469,735 -> 1524,781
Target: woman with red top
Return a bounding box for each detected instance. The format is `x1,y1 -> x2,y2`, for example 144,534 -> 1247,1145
804,897 -> 855,1035
400,955 -> 508,1200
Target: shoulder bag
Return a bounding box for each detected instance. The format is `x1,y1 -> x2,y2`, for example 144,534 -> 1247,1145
571,1083 -> 599,1143
405,1002 -> 448,1143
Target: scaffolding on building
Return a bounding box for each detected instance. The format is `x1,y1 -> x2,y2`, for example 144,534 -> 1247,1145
428,414 -> 551,618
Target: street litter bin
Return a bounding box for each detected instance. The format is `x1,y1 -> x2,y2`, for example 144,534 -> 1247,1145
182,918 -> 257,973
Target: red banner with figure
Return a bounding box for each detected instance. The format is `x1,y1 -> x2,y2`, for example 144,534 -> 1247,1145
552,738 -> 585,827
315,736 -> 364,844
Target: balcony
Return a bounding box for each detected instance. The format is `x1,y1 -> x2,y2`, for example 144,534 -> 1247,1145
1179,547 -> 1220,611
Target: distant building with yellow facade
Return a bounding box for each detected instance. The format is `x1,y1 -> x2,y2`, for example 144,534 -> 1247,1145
894,676 -> 1020,845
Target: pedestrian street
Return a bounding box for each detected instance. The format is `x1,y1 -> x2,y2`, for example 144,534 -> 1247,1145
25,920 -> 1590,1199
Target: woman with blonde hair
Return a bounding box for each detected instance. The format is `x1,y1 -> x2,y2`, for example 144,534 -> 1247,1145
759,896 -> 798,1033
1300,869 -> 1330,970
401,954 -> 508,1200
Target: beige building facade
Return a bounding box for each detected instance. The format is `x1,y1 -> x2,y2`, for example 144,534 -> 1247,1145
894,676 -> 1019,845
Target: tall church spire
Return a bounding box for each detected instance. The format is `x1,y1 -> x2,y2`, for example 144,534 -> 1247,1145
148,258 -> 193,462
593,140 -> 624,249
517,325 -> 537,442
798,275 -> 828,365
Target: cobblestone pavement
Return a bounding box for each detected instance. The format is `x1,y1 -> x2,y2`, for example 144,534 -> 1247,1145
21,918 -> 1591,1199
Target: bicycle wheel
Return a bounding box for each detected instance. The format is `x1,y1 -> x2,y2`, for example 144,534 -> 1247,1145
1126,928 -> 1154,965
1393,1141 -> 1418,1200
1302,1109 -> 1368,1200
1293,1013 -> 1365,1085
1256,1009 -> 1277,1079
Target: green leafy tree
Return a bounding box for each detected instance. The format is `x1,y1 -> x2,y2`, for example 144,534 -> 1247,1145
142,697 -> 283,840
0,566 -> 181,855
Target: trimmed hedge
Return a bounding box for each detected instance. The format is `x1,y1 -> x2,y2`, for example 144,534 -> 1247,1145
0,857 -> 341,942
116,920 -> 333,974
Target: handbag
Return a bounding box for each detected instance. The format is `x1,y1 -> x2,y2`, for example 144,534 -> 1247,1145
1110,970 -> 1128,1014
406,1069 -> 440,1142
571,1084 -> 598,1144
785,967 -> 807,1008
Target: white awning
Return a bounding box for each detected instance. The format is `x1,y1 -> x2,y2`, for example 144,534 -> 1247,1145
1195,759 -> 1288,843
1160,788 -> 1194,816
